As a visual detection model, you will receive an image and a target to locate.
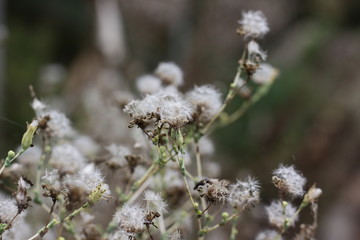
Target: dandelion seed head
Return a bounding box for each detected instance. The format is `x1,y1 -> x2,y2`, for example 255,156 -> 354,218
266,200 -> 298,229
32,99 -> 74,139
238,11 -> 269,38
272,164 -> 306,198
124,91 -> 193,127
143,190 -> 168,213
114,204 -> 145,234
136,75 -> 162,94
50,144 -> 87,173
228,177 -> 261,211
186,85 -> 222,123
155,62 -> 184,86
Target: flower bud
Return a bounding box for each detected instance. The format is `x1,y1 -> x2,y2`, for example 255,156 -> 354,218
7,150 -> 15,159
304,184 -> 322,203
21,120 -> 38,150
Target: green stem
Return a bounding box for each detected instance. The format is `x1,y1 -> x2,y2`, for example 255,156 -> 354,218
201,70 -> 242,135
219,81 -> 274,128
27,202 -> 90,240
229,217 -> 239,240
0,148 -> 25,176
200,213 -> 239,235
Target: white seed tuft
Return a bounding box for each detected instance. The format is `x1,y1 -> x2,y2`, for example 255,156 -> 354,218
266,200 -> 298,229
228,177 -> 260,211
143,190 -> 168,213
272,164 -> 307,198
136,74 -> 162,94
155,62 -> 184,86
186,85 -> 222,123
50,144 -> 87,173
114,204 -> 145,234
252,63 -> 279,85
238,11 -> 269,38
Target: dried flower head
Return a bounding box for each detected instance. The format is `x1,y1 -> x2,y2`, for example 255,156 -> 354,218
228,177 -> 260,211
272,164 -> 307,198
14,177 -> 33,213
237,11 -> 269,38
186,85 -> 222,124
266,200 -> 298,229
155,62 -> 184,86
194,178 -> 229,204
114,204 -> 145,235
255,230 -> 282,240
136,74 -> 162,94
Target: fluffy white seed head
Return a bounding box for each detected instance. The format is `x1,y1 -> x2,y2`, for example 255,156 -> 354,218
252,63 -> 279,85
114,204 -> 145,234
143,190 -> 168,213
155,62 -> 184,86
228,177 -> 260,211
64,164 -> 111,197
238,11 -> 269,38
124,91 -> 194,127
50,144 -> 87,173
0,197 -> 18,224
255,230 -> 282,240
136,75 -> 162,94
106,144 -> 131,167
186,85 -> 222,123
31,98 -> 74,139
272,164 -> 307,198
266,200 -> 298,229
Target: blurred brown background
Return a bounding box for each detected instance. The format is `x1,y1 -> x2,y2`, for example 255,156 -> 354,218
1,0 -> 360,239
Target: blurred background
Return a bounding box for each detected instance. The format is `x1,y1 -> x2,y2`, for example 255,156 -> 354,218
1,0 -> 360,239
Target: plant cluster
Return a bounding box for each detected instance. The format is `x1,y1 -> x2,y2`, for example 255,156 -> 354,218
0,10 -> 321,240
